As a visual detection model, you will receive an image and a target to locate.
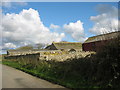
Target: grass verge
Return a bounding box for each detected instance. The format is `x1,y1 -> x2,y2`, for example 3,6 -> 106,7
2,37 -> 120,89
2,60 -> 94,89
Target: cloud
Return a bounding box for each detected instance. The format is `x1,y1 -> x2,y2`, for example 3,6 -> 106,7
1,8 -> 65,50
89,5 -> 119,35
63,20 -> 87,42
0,9 -> 2,50
2,3 -> 11,8
15,2 -> 28,6
1,0 -> 27,8
50,24 -> 60,30
96,4 -> 117,14
2,43 -> 17,50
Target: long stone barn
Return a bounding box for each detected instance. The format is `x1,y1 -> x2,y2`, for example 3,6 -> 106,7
45,42 -> 82,51
82,31 -> 120,52
7,49 -> 49,56
7,42 -> 82,56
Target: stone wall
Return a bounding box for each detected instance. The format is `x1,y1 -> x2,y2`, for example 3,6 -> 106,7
5,53 -> 40,66
5,50 -> 95,63
39,51 -> 95,61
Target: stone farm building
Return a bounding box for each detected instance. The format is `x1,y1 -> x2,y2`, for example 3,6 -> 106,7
82,31 -> 120,51
45,42 -> 82,51
7,49 -> 49,56
7,42 -> 82,56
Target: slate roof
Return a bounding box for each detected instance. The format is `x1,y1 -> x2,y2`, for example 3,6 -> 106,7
84,31 -> 120,43
7,49 -> 49,53
8,49 -> 39,51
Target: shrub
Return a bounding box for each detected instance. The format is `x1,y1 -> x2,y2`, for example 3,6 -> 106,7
93,37 -> 120,88
3,36 -> 120,88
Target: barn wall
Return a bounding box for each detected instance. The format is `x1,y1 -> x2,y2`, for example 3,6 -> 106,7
82,42 -> 95,51
82,40 -> 111,51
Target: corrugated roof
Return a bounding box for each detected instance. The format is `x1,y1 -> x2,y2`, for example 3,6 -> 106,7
52,42 -> 82,50
84,31 -> 120,43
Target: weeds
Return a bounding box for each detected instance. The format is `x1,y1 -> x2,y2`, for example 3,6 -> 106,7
2,37 -> 120,88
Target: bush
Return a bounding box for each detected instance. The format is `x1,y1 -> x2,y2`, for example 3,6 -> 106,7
93,37 -> 120,88
3,36 -> 120,88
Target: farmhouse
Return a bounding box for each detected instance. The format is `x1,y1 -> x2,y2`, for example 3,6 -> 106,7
82,31 -> 120,51
45,42 -> 82,51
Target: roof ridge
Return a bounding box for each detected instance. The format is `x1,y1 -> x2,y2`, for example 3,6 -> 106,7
89,31 -> 120,38
53,42 -> 82,44
84,31 -> 120,43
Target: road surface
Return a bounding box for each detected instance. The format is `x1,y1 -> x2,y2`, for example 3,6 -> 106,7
1,64 -> 67,89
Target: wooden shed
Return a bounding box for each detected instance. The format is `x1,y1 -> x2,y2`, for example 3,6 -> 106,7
82,31 -> 120,51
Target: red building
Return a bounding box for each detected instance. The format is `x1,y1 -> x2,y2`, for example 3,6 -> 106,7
82,31 -> 120,52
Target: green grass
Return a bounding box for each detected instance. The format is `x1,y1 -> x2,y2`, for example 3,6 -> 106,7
3,59 -> 97,89
2,37 -> 120,89
2,54 -> 119,89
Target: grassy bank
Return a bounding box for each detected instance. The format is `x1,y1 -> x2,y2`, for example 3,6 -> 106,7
3,59 -> 93,88
2,38 -> 120,89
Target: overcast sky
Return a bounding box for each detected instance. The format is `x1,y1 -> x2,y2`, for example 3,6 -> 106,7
0,1 -> 119,53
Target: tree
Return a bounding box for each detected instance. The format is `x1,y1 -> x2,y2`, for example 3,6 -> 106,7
35,43 -> 45,49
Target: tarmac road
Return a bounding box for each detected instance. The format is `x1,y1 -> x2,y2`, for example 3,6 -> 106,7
1,64 -> 67,89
